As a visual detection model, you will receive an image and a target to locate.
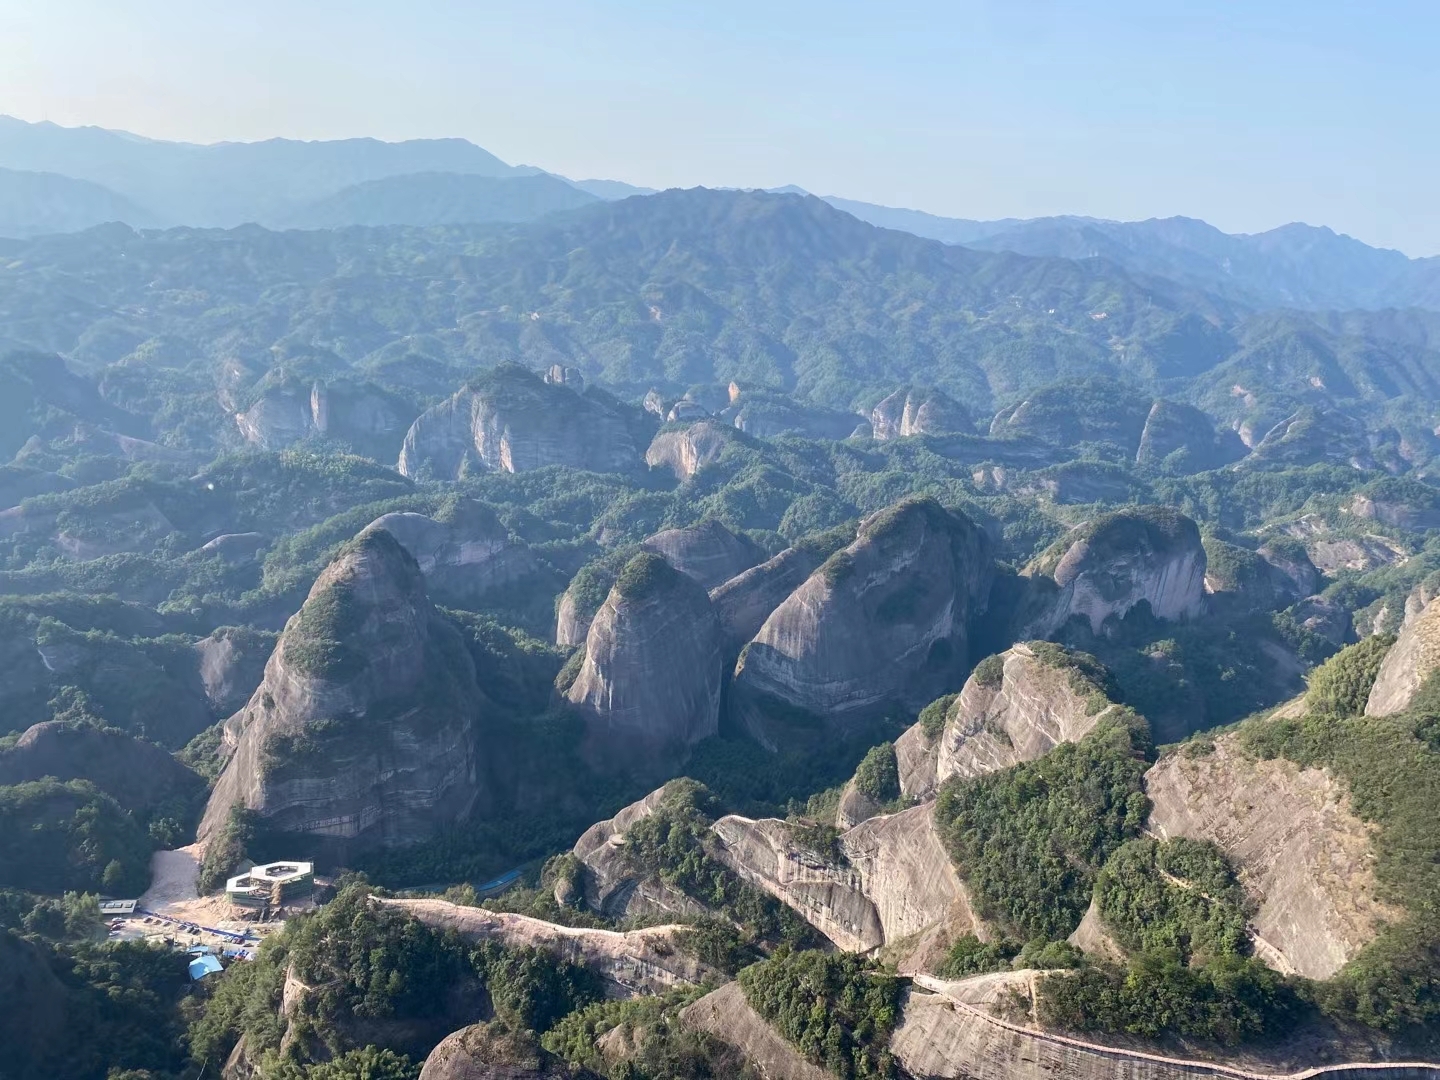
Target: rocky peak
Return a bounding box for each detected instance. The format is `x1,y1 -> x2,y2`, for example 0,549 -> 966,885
198,528 -> 483,849
1134,399 -> 1244,471
644,419 -> 734,480
1022,506 -> 1206,636
732,497 -> 993,747
397,364 -> 642,479
869,387 -> 970,441
367,497 -> 538,606
895,642 -> 1119,800
709,544 -> 826,659
419,1023 -> 575,1080
640,519 -> 765,591
1366,591 -> 1440,715
566,552 -> 724,770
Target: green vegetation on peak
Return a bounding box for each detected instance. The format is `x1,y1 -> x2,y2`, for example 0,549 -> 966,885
613,551 -> 686,603
935,712 -> 1152,940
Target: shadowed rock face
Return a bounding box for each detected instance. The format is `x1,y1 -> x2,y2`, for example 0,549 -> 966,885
641,519 -> 765,592
869,387 -> 970,441
895,643 -> 1116,801
1145,732 -> 1399,980
709,546 -> 824,659
1022,507 -> 1206,636
419,1023 -> 574,1080
367,499 -> 538,606
732,498 -> 993,747
682,983 -> 832,1080
566,553 -> 724,769
0,721 -> 205,813
645,420 -> 733,480
193,627 -> 275,717
1134,399 -> 1244,470
198,529 -> 482,850
236,380 -> 416,459
397,364 -> 641,479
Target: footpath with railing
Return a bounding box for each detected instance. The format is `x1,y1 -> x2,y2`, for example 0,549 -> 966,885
909,974 -> 1440,1080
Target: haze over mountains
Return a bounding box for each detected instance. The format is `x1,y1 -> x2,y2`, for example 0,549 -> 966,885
1,114 -> 1436,316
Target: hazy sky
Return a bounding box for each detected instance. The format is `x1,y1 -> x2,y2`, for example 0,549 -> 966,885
2,0 -> 1436,254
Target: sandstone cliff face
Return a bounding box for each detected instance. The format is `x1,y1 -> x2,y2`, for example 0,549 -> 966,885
869,387 -> 970,441
420,1024 -> 574,1080
709,546 -> 823,659
644,420 -> 734,480
553,588 -> 590,648
367,499 -> 538,607
198,529 -> 482,849
1134,399 -> 1244,471
386,898 -> 717,996
569,784 -> 707,921
0,721 -> 205,813
397,365 -> 641,479
1367,594 -> 1440,716
895,643 -> 1116,801
1145,733 -> 1399,980
640,519 -> 765,592
681,983 -> 832,1080
1023,507 -> 1206,636
193,627 -> 276,717
566,553 -> 724,769
732,498 -> 993,748
236,380 -> 415,459
711,803 -> 982,956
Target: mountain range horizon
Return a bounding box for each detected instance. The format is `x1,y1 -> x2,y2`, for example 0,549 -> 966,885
0,112 -> 1425,260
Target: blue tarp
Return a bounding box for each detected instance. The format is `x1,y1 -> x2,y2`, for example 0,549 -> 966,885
188,954 -> 224,980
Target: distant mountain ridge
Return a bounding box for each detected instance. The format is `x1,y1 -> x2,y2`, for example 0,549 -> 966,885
0,115 -> 1436,313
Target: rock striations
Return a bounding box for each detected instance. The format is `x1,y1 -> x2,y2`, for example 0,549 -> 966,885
397,364 -> 642,479
1022,506 -> 1206,636
895,642 -> 1118,801
198,529 -> 483,850
366,498 -> 538,606
711,803 -> 983,959
708,544 -> 825,660
640,519 -> 765,591
644,419 -> 734,481
868,386 -> 970,441
731,497 -> 992,748
565,553 -> 724,770
1367,593 -> 1440,715
1145,732 -> 1399,980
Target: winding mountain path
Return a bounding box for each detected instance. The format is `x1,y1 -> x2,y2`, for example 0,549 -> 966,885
908,974 -> 1440,1080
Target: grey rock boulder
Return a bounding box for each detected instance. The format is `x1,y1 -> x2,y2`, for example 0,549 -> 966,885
198,528 -> 483,850
641,519 -> 765,592
368,499 -> 538,606
566,553 -> 724,770
732,497 -> 993,747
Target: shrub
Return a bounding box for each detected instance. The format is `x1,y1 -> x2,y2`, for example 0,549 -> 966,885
1304,634 -> 1395,717
851,743 -> 900,804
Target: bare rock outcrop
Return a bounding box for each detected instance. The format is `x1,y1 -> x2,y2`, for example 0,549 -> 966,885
1145,733 -> 1400,979
569,784 -> 707,921
869,387 -> 970,441
1134,399 -> 1244,471
566,553 -> 724,769
398,364 -> 641,479
681,982 -> 832,1080
420,1023 -> 575,1080
1367,593 -> 1440,716
1022,507 -> 1206,636
236,379 -> 415,459
198,529 -> 482,850
193,626 -> 276,717
386,898 -> 717,996
367,499 -> 538,606
644,420 -> 734,481
732,498 -> 993,748
895,642 -> 1117,800
641,519 -> 765,592
0,721 -> 205,814
711,803 -> 981,955
709,545 -> 824,659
